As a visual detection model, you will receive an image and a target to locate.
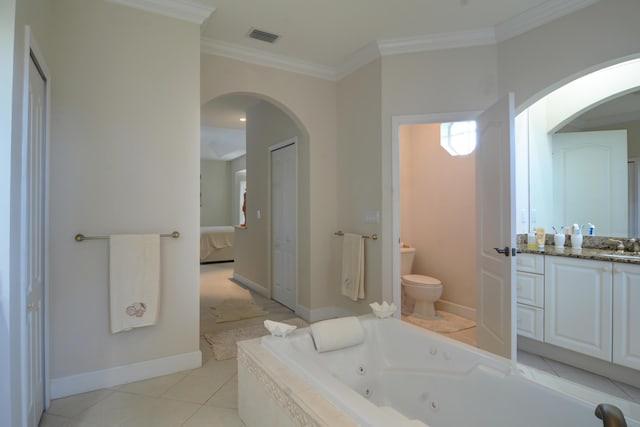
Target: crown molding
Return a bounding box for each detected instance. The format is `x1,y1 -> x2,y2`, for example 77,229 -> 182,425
107,0 -> 215,24
200,37 -> 337,81
378,27 -> 496,56
335,41 -> 381,81
495,0 -> 599,42
199,0 -> 600,81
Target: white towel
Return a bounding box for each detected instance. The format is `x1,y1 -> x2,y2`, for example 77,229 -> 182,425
341,233 -> 365,301
109,234 -> 160,333
310,316 -> 364,353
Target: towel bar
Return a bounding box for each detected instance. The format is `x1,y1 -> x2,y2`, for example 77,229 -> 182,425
75,231 -> 180,242
334,230 -> 377,240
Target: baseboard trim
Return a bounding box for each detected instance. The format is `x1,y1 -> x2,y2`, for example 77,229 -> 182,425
436,299 -> 476,321
233,273 -> 269,298
51,350 -> 202,399
295,305 -> 310,321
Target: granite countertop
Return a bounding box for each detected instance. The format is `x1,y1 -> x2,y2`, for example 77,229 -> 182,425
517,244 -> 640,264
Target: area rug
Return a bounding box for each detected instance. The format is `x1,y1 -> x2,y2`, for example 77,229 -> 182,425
210,298 -> 269,323
402,311 -> 475,334
204,318 -> 309,360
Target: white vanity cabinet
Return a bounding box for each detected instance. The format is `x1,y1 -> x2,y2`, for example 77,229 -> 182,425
612,263 -> 640,370
544,256 -> 612,361
516,254 -> 544,341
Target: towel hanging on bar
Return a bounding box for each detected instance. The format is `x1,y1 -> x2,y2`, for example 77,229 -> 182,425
341,233 -> 365,301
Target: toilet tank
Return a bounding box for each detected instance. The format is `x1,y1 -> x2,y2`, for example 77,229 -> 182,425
400,247 -> 416,276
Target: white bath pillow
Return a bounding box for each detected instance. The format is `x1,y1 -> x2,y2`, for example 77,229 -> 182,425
310,316 -> 364,353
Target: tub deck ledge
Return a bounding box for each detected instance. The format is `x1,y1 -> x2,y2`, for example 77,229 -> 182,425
237,338 -> 358,427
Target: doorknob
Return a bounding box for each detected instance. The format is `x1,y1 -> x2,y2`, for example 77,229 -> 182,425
494,246 -> 510,257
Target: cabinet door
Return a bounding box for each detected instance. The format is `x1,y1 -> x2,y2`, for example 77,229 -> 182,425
517,304 -> 544,341
613,263 -> 640,370
516,271 -> 544,308
545,257 -> 612,361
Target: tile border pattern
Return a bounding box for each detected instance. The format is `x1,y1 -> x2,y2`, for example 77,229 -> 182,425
237,343 -> 321,427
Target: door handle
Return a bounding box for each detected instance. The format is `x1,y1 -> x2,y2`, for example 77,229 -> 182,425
494,246 -> 510,257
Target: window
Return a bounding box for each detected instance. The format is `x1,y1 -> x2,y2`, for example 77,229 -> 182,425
440,120 -> 477,156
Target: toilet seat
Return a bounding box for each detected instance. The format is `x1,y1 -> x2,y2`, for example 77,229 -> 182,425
401,274 -> 442,287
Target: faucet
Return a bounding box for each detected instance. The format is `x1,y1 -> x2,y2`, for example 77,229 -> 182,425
595,403 -> 627,427
609,239 -> 625,252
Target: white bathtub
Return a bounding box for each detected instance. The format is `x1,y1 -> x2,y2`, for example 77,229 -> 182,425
246,315 -> 640,427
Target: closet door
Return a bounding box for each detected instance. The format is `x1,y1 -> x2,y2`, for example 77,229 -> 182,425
270,140 -> 297,310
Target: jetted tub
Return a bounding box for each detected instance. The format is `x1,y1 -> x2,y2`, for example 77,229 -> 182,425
238,315 -> 640,427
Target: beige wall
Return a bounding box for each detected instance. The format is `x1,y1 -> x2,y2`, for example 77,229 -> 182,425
379,45 -> 499,301
49,0 -> 200,381
235,100 -> 310,308
497,0 -> 640,111
201,54 -> 336,315
0,2 -> 14,419
400,124 -> 476,309
336,59 -> 383,313
200,159 -> 231,226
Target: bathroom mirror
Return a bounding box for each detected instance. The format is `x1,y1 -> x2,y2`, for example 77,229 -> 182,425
524,89 -> 640,238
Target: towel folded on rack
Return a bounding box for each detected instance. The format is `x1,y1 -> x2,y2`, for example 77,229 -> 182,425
310,316 -> 364,353
341,233 -> 365,301
109,234 -> 160,333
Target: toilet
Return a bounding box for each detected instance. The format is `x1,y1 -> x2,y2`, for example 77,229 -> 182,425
400,246 -> 443,319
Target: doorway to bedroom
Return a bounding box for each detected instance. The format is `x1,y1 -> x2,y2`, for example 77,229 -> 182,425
199,93 -> 308,362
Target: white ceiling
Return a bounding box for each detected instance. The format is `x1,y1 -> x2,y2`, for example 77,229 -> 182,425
199,0 -> 583,70
200,94 -> 261,161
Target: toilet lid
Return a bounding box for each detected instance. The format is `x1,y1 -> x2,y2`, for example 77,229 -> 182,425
402,274 -> 441,286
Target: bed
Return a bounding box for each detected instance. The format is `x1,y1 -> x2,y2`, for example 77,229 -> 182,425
200,226 -> 235,263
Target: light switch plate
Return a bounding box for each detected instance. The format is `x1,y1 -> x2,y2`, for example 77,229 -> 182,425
365,210 -> 380,224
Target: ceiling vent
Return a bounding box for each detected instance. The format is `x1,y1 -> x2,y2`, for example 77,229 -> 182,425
248,28 -> 280,44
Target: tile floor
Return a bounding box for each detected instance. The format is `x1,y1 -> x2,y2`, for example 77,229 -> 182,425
435,320 -> 640,404
40,262 -> 640,426
39,263 -> 250,427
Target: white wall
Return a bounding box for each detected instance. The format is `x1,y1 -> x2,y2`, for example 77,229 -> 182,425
200,159 -> 231,226
400,124 -> 477,309
201,54 -> 337,315
48,0 -> 201,391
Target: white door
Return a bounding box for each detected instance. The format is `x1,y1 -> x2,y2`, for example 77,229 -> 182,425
476,94 -> 516,359
23,54 -> 46,427
552,130 -> 628,236
271,140 -> 297,310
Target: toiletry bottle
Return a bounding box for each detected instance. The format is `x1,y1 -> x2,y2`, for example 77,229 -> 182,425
527,231 -> 536,250
588,223 -> 595,236
535,227 -> 545,250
